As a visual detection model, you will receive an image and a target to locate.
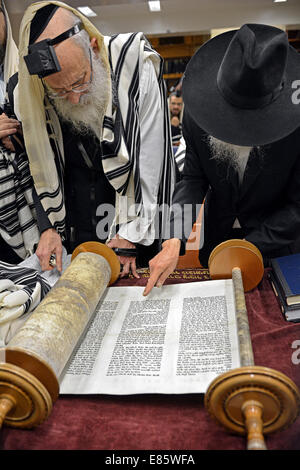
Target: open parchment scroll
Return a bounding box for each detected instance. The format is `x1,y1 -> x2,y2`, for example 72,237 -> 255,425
60,279 -> 240,395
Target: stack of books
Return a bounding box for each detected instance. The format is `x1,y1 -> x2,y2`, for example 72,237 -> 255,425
269,253 -> 300,322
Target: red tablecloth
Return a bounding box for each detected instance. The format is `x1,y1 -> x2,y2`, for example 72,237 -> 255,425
1,268 -> 300,450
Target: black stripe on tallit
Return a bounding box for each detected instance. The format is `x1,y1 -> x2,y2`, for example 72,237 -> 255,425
113,33 -> 139,87
106,35 -> 142,199
0,262 -> 51,310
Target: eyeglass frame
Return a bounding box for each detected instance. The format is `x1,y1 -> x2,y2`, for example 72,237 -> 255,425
43,47 -> 93,99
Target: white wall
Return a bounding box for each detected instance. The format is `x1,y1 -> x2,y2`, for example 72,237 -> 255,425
90,0 -> 300,36
6,0 -> 300,40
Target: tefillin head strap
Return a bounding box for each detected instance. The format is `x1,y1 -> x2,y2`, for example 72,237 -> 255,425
24,22 -> 84,78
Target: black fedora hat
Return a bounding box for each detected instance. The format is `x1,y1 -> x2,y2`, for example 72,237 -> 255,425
182,24 -> 300,146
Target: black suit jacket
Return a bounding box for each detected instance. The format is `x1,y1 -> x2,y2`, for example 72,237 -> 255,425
171,110 -> 300,267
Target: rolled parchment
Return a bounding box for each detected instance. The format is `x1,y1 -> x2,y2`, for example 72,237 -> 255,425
0,244 -> 119,428
7,252 -> 111,379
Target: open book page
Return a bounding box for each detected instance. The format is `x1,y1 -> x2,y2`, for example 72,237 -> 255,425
59,279 -> 240,395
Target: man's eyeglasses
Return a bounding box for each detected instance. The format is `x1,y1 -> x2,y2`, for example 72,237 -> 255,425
44,48 -> 93,99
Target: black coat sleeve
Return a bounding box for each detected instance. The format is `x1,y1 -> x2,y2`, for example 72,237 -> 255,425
168,111 -> 209,250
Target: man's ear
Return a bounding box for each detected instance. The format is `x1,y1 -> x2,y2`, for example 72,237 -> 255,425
90,37 -> 99,55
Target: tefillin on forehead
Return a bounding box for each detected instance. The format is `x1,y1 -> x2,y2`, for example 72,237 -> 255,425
24,4 -> 84,78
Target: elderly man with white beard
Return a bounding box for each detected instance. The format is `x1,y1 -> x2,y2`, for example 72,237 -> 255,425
8,1 -> 174,276
144,23 -> 300,296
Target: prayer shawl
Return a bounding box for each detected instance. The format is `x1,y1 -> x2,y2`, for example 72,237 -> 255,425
0,147 -> 40,258
0,246 -> 71,345
174,137 -> 186,173
0,3 -> 40,259
0,260 -> 51,345
0,262 -> 50,322
17,1 -> 175,243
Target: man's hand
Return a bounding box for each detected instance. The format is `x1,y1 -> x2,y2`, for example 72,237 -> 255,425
35,228 -> 63,272
0,113 -> 21,151
171,116 -> 180,127
143,238 -> 181,296
107,234 -> 139,279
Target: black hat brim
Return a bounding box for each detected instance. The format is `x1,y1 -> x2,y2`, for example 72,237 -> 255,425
182,29 -> 300,146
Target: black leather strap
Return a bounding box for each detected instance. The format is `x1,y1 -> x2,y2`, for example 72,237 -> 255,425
50,23 -> 84,46
113,248 -> 137,257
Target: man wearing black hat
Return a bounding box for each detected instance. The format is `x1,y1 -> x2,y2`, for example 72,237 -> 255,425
144,23 -> 300,296
9,1 -> 174,276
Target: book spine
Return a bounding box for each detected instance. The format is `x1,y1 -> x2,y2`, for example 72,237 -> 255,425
269,274 -> 286,315
271,259 -> 293,297
268,273 -> 300,322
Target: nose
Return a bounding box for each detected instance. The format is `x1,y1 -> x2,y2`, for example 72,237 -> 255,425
66,91 -> 82,104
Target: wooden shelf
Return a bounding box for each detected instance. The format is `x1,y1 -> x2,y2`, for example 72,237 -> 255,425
287,29 -> 300,52
146,34 -> 210,92
147,34 -> 210,59
148,29 -> 300,90
163,73 -> 183,79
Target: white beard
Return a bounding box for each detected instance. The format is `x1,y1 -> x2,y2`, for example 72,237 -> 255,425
52,51 -> 111,137
207,135 -> 253,172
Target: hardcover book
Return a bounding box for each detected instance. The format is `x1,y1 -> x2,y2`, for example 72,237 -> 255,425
268,271 -> 300,322
270,253 -> 300,306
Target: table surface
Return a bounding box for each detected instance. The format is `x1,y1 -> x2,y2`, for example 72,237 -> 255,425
0,268 -> 299,451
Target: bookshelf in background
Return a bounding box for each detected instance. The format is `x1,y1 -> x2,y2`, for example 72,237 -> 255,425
147,28 -> 299,93
147,33 -> 210,93
287,29 -> 300,52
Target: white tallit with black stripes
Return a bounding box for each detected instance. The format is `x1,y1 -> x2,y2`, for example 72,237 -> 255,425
0,247 -> 71,345
0,2 -> 40,259
0,145 -> 40,258
15,29 -> 175,244
0,259 -> 51,345
174,137 -> 186,173
101,33 -> 175,238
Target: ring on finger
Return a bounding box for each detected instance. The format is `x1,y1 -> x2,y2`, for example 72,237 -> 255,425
49,254 -> 56,267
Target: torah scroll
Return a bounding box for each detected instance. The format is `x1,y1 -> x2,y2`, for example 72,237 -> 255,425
0,243 -> 120,428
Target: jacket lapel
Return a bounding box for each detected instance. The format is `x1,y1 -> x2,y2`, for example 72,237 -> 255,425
228,164 -> 240,201
239,147 -> 262,199
212,157 -> 240,200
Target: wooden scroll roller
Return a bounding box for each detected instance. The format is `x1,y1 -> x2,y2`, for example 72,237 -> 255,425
205,239 -> 300,450
0,242 -> 120,429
